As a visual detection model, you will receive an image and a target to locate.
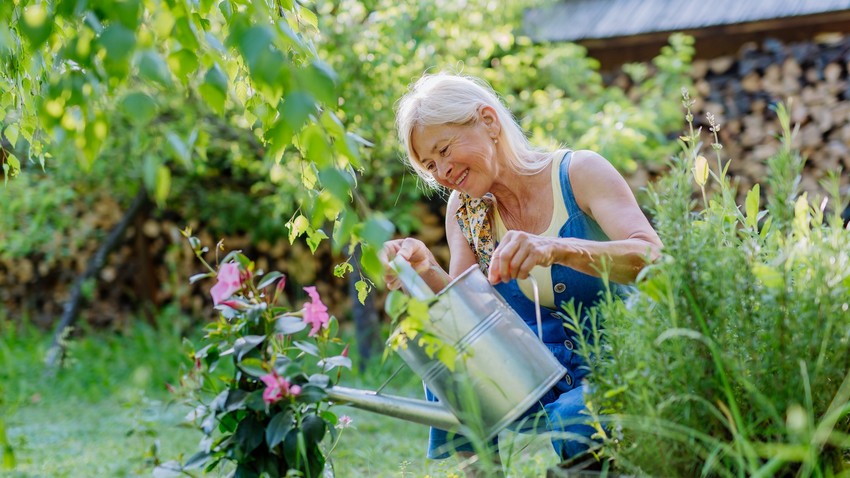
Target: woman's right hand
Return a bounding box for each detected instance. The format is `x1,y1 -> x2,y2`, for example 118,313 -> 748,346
379,238 -> 434,290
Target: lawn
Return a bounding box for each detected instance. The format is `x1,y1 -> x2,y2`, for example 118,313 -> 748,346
1,314 -> 558,477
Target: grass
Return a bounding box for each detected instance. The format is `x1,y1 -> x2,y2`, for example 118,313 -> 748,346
0,310 -> 558,477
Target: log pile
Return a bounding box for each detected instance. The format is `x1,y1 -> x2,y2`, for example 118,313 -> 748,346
0,192 -> 359,331
685,34 -> 850,198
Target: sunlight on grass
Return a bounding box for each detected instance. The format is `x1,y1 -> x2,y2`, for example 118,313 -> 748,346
1,314 -> 558,477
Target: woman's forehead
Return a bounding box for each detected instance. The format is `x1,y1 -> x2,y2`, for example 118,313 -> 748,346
412,123 -> 459,148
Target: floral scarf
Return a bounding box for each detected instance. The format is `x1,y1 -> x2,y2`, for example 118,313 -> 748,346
454,192 -> 496,274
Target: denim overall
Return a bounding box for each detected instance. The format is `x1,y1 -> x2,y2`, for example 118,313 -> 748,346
427,151 -> 620,460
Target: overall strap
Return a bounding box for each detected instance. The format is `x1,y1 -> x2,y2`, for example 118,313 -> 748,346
558,150 -> 583,218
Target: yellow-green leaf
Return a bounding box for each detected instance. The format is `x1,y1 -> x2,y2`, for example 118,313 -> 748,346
693,155 -> 708,187
745,184 -> 760,229
355,280 -> 370,305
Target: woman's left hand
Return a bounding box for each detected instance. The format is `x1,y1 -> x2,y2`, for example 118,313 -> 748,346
487,231 -> 558,284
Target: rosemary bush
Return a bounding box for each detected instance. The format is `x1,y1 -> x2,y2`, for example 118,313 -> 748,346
573,93 -> 850,476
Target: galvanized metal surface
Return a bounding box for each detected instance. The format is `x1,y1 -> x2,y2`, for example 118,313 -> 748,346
524,0 -> 850,42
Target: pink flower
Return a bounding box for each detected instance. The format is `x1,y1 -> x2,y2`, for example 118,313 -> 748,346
336,415 -> 353,429
210,263 -> 243,305
302,286 -> 330,337
260,372 -> 292,404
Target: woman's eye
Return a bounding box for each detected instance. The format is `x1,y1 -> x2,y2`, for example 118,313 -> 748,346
439,147 -> 449,157
425,162 -> 437,172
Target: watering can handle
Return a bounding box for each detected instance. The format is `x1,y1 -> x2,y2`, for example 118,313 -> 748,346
389,256 -> 437,301
528,275 -> 544,342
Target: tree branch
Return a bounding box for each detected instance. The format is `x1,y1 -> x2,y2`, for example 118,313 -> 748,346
44,188 -> 150,374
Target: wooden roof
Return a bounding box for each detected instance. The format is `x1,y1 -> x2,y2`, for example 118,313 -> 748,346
523,0 -> 850,43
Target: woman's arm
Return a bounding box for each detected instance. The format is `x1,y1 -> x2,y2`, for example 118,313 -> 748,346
381,192 -> 476,293
445,191 -> 479,278
488,150 -> 662,285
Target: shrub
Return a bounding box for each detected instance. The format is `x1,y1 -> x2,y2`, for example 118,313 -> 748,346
573,93 -> 850,476
156,232 -> 353,477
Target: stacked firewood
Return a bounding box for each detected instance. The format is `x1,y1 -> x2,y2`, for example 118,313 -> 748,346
0,194 -> 357,330
0,189 -> 453,332
688,34 -> 850,197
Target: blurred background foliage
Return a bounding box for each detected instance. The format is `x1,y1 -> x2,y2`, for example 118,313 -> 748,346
0,0 -> 692,332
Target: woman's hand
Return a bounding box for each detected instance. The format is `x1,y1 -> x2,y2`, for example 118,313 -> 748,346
487,231 -> 559,284
379,238 -> 435,291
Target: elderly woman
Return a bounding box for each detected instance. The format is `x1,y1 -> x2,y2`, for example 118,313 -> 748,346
381,73 -> 662,474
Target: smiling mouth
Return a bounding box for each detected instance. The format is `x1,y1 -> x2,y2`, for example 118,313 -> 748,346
453,169 -> 469,186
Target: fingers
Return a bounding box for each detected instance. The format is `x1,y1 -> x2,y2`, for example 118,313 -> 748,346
381,238 -> 430,289
488,232 -> 546,284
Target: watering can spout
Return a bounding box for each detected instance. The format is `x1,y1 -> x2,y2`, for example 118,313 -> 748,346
327,386 -> 460,432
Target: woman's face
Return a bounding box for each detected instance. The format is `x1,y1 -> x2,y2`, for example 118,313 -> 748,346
410,109 -> 500,197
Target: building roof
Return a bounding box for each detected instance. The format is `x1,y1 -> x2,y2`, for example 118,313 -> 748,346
524,0 -> 850,43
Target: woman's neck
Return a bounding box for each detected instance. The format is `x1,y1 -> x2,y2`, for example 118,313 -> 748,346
490,158 -> 554,234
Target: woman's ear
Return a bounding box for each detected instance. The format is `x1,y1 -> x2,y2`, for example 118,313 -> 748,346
478,105 -> 501,139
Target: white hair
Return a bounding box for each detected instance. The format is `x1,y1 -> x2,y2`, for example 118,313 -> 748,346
395,72 -> 554,190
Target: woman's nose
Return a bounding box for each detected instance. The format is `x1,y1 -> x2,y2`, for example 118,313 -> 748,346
437,161 -> 453,182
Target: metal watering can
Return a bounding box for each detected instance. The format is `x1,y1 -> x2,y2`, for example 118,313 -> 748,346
327,257 -> 566,441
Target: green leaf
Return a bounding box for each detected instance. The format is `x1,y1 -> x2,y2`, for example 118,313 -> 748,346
333,261 -> 353,278
293,340 -> 319,357
308,374 -> 330,388
152,461 -> 183,478
182,450 -> 211,470
287,215 -> 309,244
306,228 -> 328,253
300,125 -> 331,167
233,335 -> 266,361
266,411 -> 293,449
384,290 -> 408,320
275,315 -> 307,335
237,357 -> 266,378
745,184 -> 760,229
282,429 -> 300,464
233,414 -> 263,455
752,263 -> 783,289
301,415 -> 326,444
208,390 -> 229,413
165,131 -> 191,168
167,49 -> 199,83
237,26 -> 273,68
361,216 -> 394,247
19,5 -> 54,49
120,92 -> 157,125
200,64 -> 227,115
189,272 -> 214,284
99,24 -> 136,67
360,245 -> 383,284
245,390 -> 266,411
224,389 -> 250,412
299,60 -> 337,105
295,384 -> 326,404
154,165 -> 171,206
173,16 -> 199,50
355,280 -> 370,305
138,50 -> 172,86
318,167 -> 353,203
112,0 -> 142,29
317,355 -> 352,371
281,92 -> 315,136
258,271 -> 285,289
